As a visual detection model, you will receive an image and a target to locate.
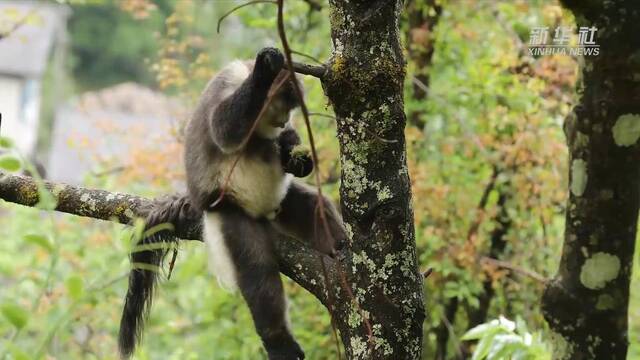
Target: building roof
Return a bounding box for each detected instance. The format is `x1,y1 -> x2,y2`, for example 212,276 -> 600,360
0,1 -> 69,77
48,83 -> 186,184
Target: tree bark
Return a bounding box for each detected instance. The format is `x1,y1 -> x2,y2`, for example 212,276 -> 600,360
322,1 -> 424,358
541,1 -> 640,358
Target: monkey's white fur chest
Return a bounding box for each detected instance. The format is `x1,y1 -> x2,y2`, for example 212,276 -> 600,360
219,155 -> 291,219
204,156 -> 291,290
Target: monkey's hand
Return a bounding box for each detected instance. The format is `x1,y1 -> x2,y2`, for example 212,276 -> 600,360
284,146 -> 313,178
279,129 -> 313,177
253,47 -> 285,88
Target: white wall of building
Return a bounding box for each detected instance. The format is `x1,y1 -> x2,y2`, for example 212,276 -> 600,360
0,75 -> 41,157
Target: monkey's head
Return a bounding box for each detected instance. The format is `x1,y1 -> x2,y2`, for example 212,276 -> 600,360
251,48 -> 303,139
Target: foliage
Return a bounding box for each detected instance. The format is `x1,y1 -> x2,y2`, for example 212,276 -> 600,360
0,137 -> 21,173
462,316 -> 551,360
67,0 -> 172,90
403,1 -> 577,357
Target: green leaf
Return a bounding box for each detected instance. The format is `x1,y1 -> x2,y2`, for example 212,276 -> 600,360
488,334 -> 525,359
0,155 -> 21,172
5,343 -> 30,360
1,303 -> 29,329
472,334 -> 494,360
462,320 -> 499,340
34,182 -> 57,210
66,275 -> 84,301
467,296 -> 480,309
23,233 -> 54,252
498,315 -> 516,331
516,315 -> 529,335
512,347 -> 531,360
0,136 -> 14,148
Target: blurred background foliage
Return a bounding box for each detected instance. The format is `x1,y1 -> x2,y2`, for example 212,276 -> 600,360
0,0 -> 637,359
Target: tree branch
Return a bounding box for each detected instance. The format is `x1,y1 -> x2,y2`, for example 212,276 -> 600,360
291,61 -> 326,80
0,172 -> 334,304
480,256 -> 547,284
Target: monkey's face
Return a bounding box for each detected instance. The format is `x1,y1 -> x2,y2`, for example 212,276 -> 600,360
256,98 -> 291,139
256,69 -> 302,139
264,99 -> 291,128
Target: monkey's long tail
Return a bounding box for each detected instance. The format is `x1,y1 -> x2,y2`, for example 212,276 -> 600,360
118,194 -> 200,359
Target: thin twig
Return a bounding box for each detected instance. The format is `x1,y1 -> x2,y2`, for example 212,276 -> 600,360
216,0 -> 277,34
276,1 -> 353,356
309,112 -> 395,143
465,166 -> 499,243
439,311 -> 464,358
308,112 -> 335,120
291,50 -> 324,65
277,0 -> 328,253
279,1 -> 376,352
215,1 -> 325,79
411,75 -> 430,95
480,256 -> 547,283
91,165 -> 128,177
364,128 -> 398,144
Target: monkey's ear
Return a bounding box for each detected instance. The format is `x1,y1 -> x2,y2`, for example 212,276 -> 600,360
254,47 -> 284,86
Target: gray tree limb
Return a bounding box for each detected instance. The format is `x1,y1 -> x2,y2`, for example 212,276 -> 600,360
0,172 -> 334,305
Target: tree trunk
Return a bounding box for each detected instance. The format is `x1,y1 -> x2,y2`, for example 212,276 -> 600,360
322,1 -> 425,358
541,1 -> 640,358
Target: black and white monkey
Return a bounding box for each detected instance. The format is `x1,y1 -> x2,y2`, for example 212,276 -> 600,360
119,47 -> 346,360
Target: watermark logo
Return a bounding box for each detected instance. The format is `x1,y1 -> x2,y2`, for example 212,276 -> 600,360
528,26 -> 599,56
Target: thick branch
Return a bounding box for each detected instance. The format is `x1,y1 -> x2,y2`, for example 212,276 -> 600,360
0,172 -> 333,303
291,61 -> 326,80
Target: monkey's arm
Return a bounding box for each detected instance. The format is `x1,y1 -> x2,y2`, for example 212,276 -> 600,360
274,182 -> 345,256
278,128 -> 313,177
209,48 -> 284,153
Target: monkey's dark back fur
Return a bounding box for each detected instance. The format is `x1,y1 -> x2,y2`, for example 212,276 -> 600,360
118,194 -> 200,358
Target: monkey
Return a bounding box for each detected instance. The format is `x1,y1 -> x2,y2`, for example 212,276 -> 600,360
118,47 -> 346,360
